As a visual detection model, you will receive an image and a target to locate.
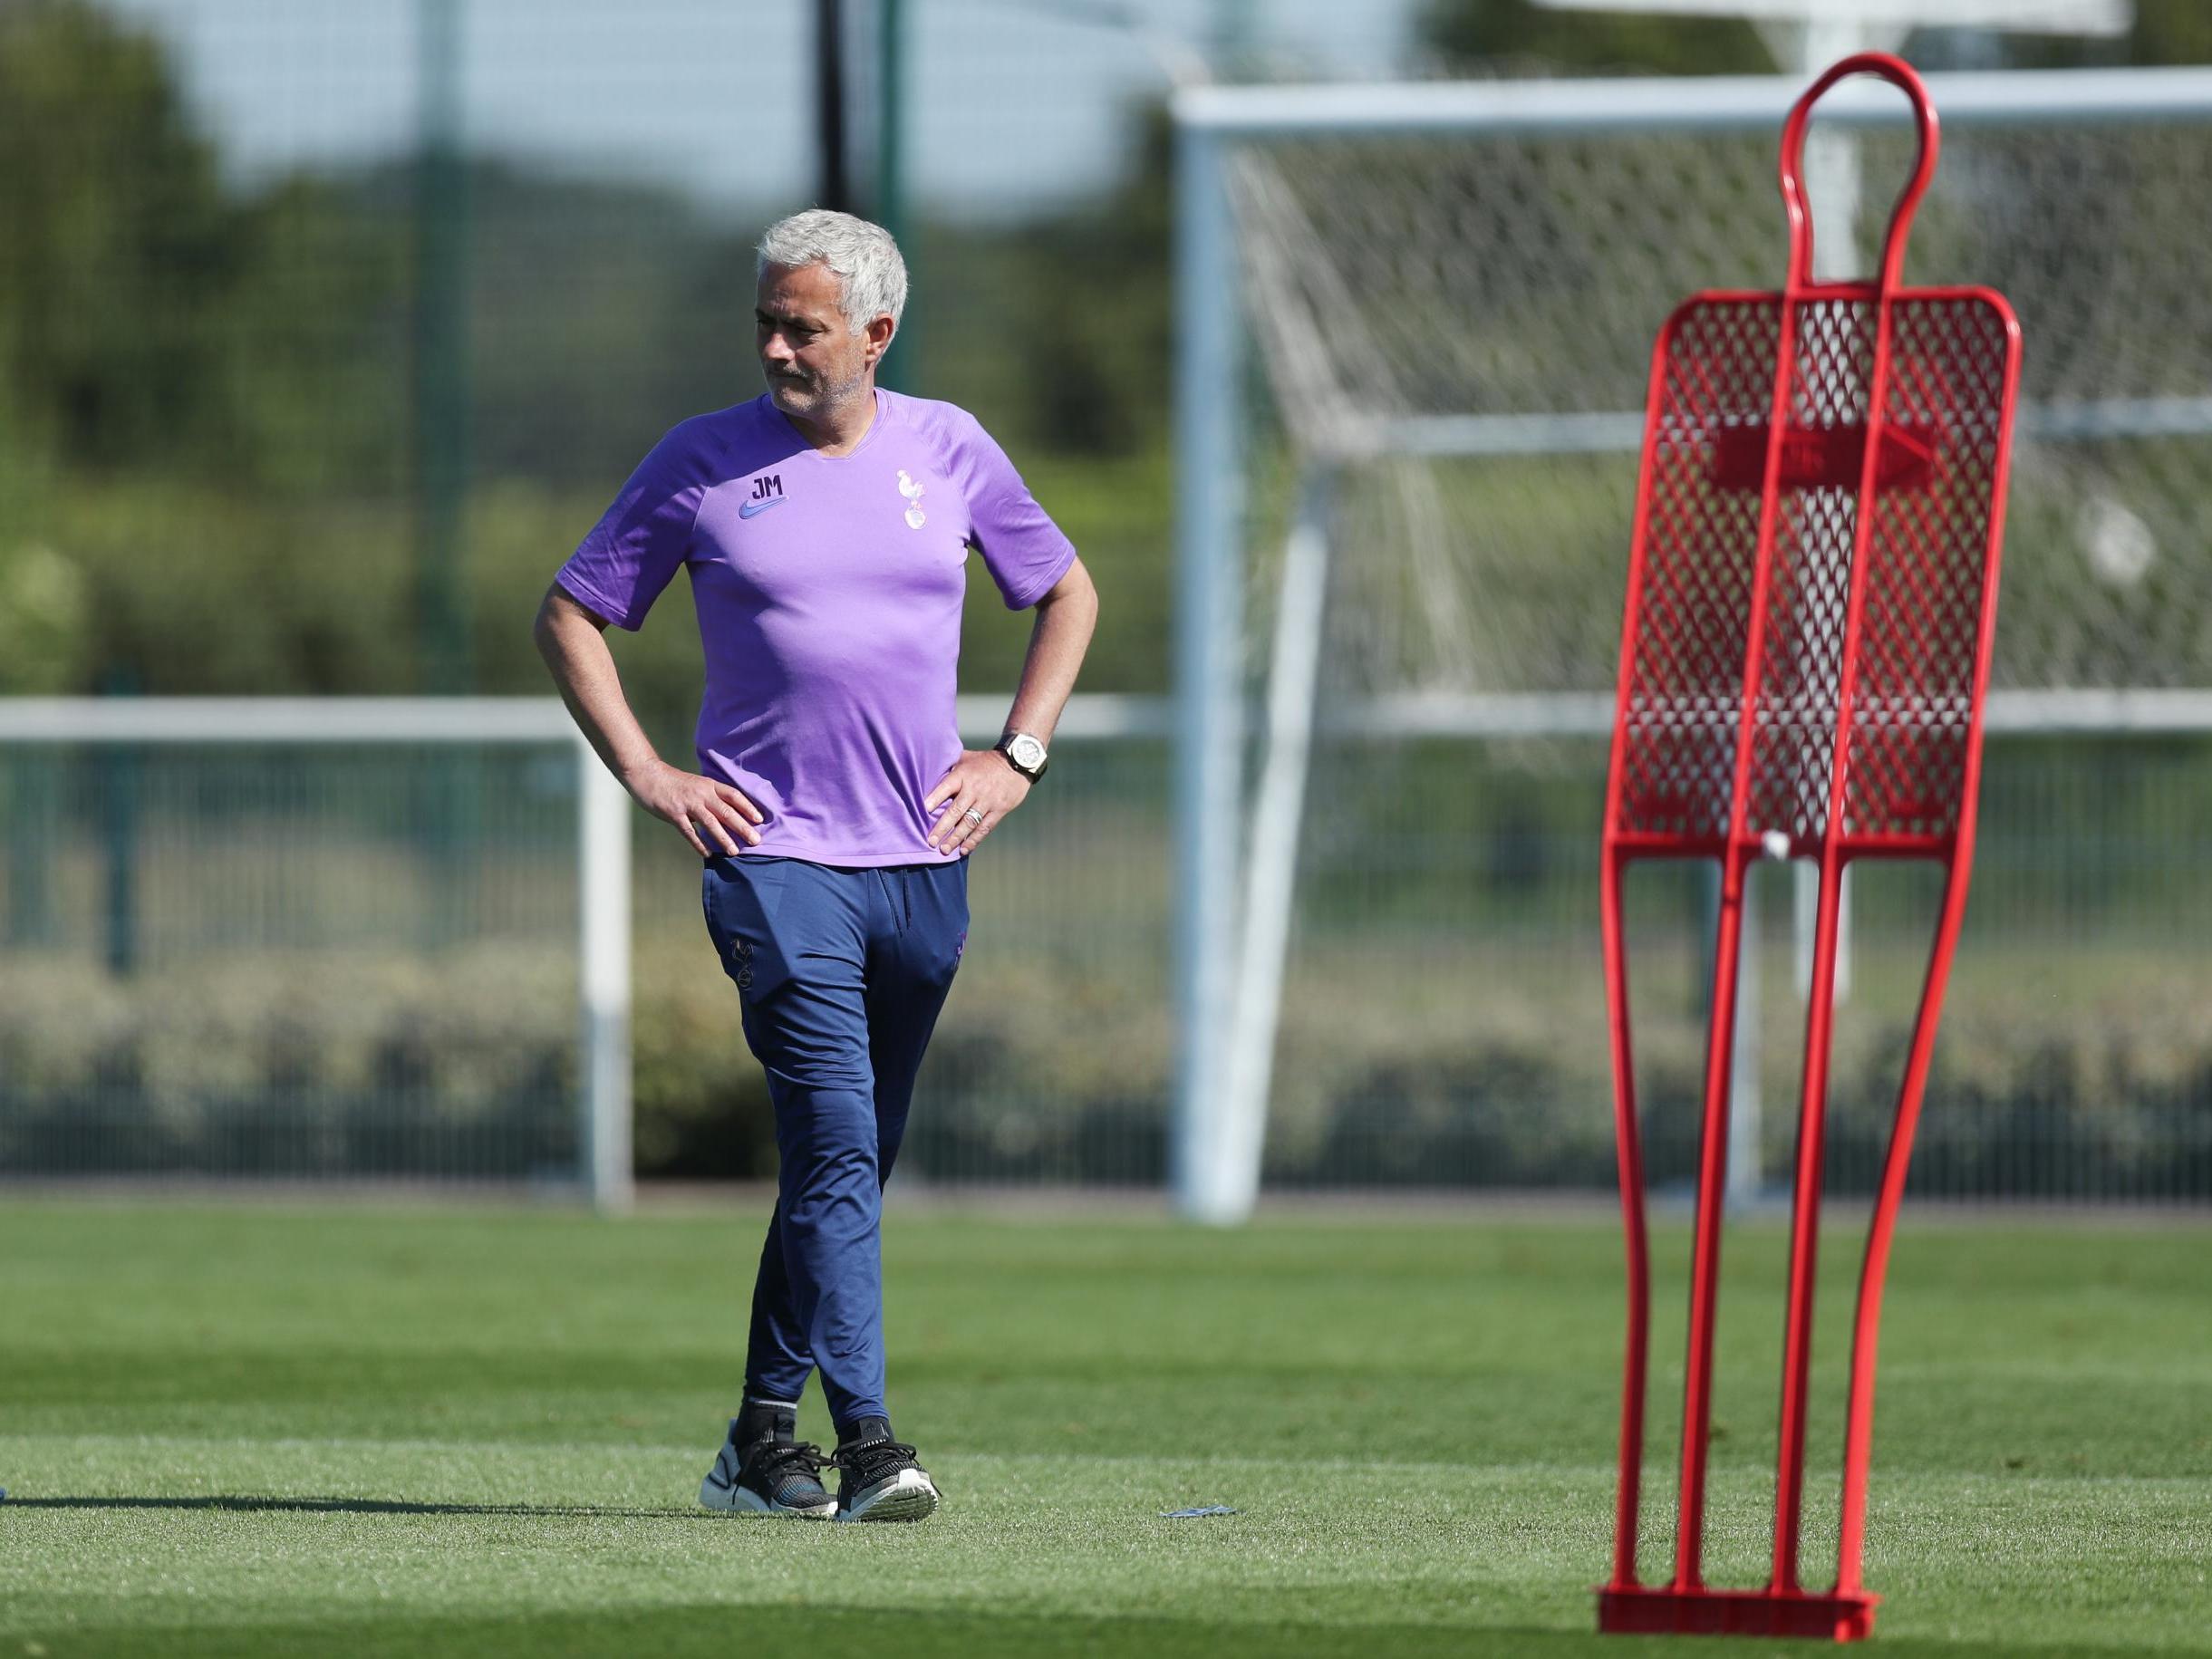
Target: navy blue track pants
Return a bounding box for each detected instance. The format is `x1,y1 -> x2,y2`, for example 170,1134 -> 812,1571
701,854 -> 968,1432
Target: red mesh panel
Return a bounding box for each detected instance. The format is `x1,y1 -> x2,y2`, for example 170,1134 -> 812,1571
1842,295 -> 2014,843
1615,297 -> 1781,840
1612,291 -> 2012,853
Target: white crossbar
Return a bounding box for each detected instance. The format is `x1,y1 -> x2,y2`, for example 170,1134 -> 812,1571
1175,65 -> 2212,140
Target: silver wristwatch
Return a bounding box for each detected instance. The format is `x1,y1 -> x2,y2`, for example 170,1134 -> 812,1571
995,729 -> 1048,783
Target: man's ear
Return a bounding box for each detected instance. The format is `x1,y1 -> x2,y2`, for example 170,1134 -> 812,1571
864,313 -> 897,367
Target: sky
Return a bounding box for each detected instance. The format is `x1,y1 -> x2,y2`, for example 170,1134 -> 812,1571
97,0 -> 1430,219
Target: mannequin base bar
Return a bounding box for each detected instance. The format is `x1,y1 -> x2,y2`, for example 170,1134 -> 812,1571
1597,1586 -> 1878,1642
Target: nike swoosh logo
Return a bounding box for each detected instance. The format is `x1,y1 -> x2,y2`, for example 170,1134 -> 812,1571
739,497 -> 787,519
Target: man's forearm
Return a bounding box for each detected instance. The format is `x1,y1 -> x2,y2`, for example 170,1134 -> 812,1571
533,591 -> 663,790
1001,577 -> 1099,746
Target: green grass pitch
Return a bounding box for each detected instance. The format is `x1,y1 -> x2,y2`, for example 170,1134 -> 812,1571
1,1199 -> 2205,1656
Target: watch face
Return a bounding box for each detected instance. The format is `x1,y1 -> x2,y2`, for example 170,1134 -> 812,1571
1009,733 -> 1047,770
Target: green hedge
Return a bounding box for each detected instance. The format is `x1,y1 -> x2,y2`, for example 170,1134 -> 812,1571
5,931 -> 2207,1198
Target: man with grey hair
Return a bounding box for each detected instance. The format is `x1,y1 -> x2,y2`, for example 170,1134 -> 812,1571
535,209 -> 1097,1521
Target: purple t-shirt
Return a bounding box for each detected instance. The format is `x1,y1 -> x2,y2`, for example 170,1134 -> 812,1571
557,388 -> 1077,867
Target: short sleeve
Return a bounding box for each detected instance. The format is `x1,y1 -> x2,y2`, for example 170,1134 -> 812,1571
555,427 -> 705,632
951,412 -> 1078,611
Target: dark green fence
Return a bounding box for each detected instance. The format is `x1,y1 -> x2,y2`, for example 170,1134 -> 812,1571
3,722 -> 2207,1201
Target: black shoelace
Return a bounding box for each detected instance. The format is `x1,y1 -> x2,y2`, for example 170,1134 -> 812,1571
834,1435 -> 920,1486
750,1439 -> 833,1490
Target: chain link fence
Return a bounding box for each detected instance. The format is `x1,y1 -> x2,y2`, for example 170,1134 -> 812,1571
13,716 -> 2192,1201
0,734 -> 586,1182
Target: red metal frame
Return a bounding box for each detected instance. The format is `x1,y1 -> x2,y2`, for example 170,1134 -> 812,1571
1597,54 -> 2022,1643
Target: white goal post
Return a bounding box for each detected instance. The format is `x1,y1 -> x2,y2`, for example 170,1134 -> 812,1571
1171,65 -> 2212,1224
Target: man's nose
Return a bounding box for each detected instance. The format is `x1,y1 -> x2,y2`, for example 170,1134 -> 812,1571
761,333 -> 795,364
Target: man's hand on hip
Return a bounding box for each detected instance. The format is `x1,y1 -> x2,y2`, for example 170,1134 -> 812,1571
629,758 -> 765,857
924,751 -> 1032,855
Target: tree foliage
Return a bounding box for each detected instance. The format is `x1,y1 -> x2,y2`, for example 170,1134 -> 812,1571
1418,0 -> 1771,76
0,1 -> 1179,702
1417,0 -> 2212,76
0,0 -> 234,469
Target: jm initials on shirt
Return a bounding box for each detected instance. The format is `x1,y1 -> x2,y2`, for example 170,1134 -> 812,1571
740,474 -> 787,519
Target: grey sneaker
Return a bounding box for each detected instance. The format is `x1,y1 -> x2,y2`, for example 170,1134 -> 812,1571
832,1416 -> 940,1523
699,1404 -> 836,1519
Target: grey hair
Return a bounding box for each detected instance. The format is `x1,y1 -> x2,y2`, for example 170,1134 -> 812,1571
757,209 -> 909,334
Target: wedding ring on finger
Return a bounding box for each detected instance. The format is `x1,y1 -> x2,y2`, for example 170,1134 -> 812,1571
962,808 -> 985,825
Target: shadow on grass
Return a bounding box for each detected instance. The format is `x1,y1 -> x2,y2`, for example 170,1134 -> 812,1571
15,1602 -> 2148,1659
3,1494 -> 700,1519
